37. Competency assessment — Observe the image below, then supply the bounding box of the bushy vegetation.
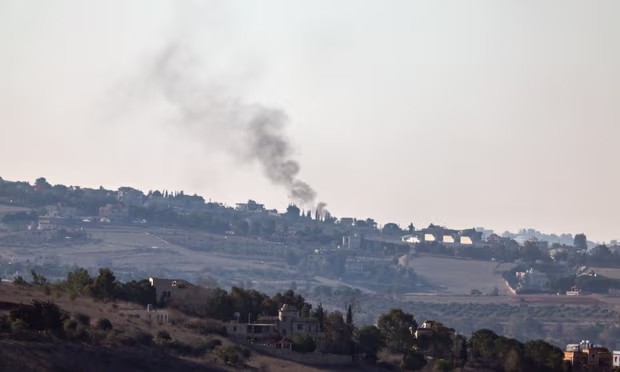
[19,268,156,307]
[470,329,567,371]
[9,300,67,335]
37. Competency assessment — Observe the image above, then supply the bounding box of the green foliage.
[0,314,10,332]
[401,350,427,371]
[156,330,171,342]
[433,359,451,372]
[292,334,317,353]
[10,318,28,332]
[574,233,588,250]
[377,308,418,352]
[357,325,384,361]
[523,339,564,371]
[470,329,500,358]
[576,274,620,293]
[312,303,325,331]
[215,345,250,366]
[116,279,156,306]
[196,338,222,353]
[88,268,117,302]
[271,289,311,315]
[63,318,87,340]
[93,318,113,331]
[470,329,565,371]
[165,338,223,357]
[13,275,28,286]
[346,304,353,326]
[1,211,37,224]
[164,340,195,355]
[133,330,154,345]
[9,300,67,333]
[30,270,49,286]
[322,311,353,354]
[74,312,90,326]
[416,321,455,359]
[64,268,92,295]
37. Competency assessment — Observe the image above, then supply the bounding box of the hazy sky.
[1,1,619,242]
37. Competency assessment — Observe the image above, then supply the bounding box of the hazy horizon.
[1,1,619,242]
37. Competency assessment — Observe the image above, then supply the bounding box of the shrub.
[214,345,250,366]
[9,300,66,333]
[195,338,222,354]
[10,319,28,332]
[129,330,153,346]
[63,318,78,331]
[165,340,194,355]
[156,330,171,342]
[74,313,90,326]
[292,334,317,353]
[216,346,240,366]
[63,318,87,340]
[0,315,10,332]
[93,318,113,331]
[13,276,28,286]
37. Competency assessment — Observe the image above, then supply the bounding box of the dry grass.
[0,282,343,371]
[408,255,513,295]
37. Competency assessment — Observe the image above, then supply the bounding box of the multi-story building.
[564,342,613,372]
[225,304,323,343]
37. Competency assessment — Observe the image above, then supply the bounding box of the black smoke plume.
[146,44,318,206]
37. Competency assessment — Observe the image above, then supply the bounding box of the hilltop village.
[3,177,620,370]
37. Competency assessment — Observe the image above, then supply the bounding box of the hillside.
[0,282,329,372]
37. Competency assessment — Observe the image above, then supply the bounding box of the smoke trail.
[145,43,318,206]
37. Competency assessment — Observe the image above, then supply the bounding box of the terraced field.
[408,255,514,295]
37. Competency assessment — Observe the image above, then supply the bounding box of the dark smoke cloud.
[145,43,319,206]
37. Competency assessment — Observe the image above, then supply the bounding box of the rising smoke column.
[146,44,318,207]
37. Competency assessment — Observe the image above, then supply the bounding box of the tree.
[382,223,403,236]
[31,270,49,286]
[590,245,614,266]
[285,204,300,218]
[89,268,117,302]
[271,290,310,315]
[357,325,384,361]
[10,300,66,333]
[470,329,499,358]
[377,308,417,352]
[416,321,455,359]
[292,334,316,353]
[408,223,415,234]
[346,304,353,326]
[312,303,325,331]
[34,177,51,190]
[366,218,377,229]
[523,339,564,371]
[574,233,588,250]
[65,268,92,295]
[117,279,157,306]
[401,350,427,371]
[521,241,546,262]
[322,311,351,354]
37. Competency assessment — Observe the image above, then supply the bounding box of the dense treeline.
[4,267,571,370]
[14,268,156,306]
[469,329,568,371]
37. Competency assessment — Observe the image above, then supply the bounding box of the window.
[297,324,303,331]
[282,330,287,336]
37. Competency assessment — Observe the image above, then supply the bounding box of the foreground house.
[225,304,323,346]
